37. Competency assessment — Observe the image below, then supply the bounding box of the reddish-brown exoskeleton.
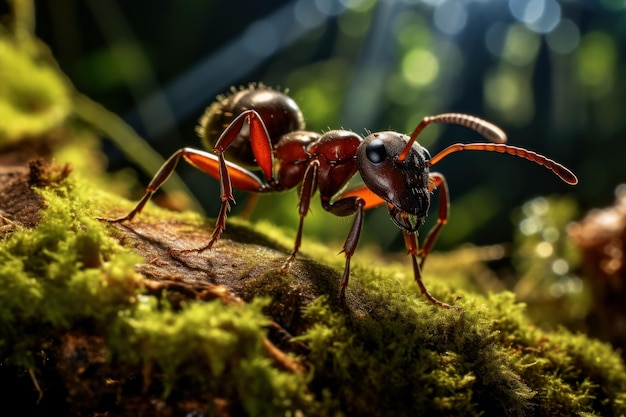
[101,84,578,310]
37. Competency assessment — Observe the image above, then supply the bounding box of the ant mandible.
[101,84,578,311]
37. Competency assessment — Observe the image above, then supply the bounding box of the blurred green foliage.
[0,34,71,144]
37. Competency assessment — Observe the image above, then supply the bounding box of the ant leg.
[100,111,271,227]
[99,146,267,252]
[321,196,367,312]
[213,110,276,184]
[179,149,233,254]
[418,172,449,269]
[176,110,276,254]
[404,231,460,310]
[329,186,387,311]
[281,161,319,270]
[178,150,268,254]
[338,198,366,313]
[99,149,187,223]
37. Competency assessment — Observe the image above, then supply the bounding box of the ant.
[100,84,578,311]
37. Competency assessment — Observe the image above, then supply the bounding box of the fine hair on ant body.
[100,83,578,311]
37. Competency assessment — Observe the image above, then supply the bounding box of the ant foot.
[435,299,462,311]
[280,254,295,273]
[96,215,131,223]
[339,293,350,316]
[449,295,463,312]
[169,242,214,257]
[170,248,192,257]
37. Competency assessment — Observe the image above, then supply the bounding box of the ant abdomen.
[197,84,305,168]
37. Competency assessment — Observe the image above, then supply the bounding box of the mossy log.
[1,157,626,417]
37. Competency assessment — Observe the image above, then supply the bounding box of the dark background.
[25,0,626,251]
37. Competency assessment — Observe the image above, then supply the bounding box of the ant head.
[358,131,432,231]
[198,84,304,168]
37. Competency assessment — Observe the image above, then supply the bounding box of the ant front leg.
[418,172,449,269]
[404,172,458,309]
[330,196,366,313]
[403,231,460,310]
[326,185,387,312]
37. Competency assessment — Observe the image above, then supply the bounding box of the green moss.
[296,288,626,417]
[224,202,626,416]
[0,174,323,415]
[109,297,313,415]
[0,179,139,366]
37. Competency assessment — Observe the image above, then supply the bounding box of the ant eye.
[422,147,431,161]
[365,139,387,164]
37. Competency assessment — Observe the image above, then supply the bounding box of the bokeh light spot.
[525,197,549,216]
[338,8,372,37]
[339,0,376,11]
[542,226,560,242]
[535,241,554,258]
[484,22,509,57]
[546,18,580,54]
[402,48,439,86]
[508,0,561,34]
[315,0,345,16]
[484,70,518,110]
[509,0,539,23]
[294,0,326,29]
[484,67,534,125]
[393,11,430,48]
[551,258,570,275]
[520,217,542,235]
[433,1,468,35]
[502,24,540,66]
[576,31,617,98]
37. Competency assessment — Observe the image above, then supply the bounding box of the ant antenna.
[397,113,507,162]
[428,142,578,185]
[397,113,577,185]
